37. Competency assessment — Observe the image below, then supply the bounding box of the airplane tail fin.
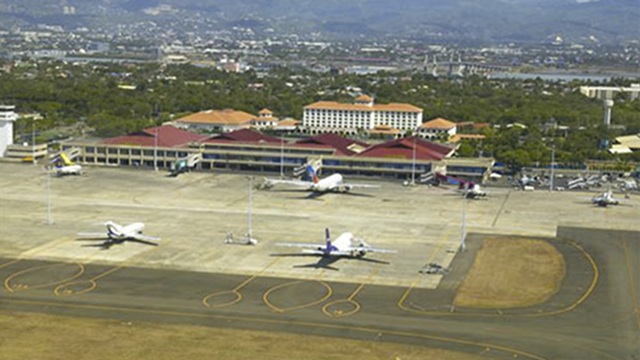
[307,165,319,184]
[324,228,332,255]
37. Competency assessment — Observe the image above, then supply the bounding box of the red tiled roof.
[355,94,373,103]
[420,117,457,130]
[357,136,453,161]
[175,109,255,125]
[449,134,486,143]
[203,128,282,144]
[295,133,370,156]
[277,118,300,127]
[304,101,421,113]
[102,125,207,147]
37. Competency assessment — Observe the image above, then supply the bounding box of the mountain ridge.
[0,0,637,44]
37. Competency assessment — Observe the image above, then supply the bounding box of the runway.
[1,227,638,359]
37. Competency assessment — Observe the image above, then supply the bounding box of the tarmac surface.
[0,163,639,359]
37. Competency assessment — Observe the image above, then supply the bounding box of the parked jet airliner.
[53,152,83,176]
[77,221,160,248]
[262,165,378,195]
[276,228,395,260]
[591,190,620,207]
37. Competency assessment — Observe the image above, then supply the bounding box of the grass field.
[0,311,485,360]
[453,237,566,308]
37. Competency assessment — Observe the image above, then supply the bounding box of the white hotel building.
[302,95,423,135]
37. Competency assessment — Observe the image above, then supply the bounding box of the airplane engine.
[342,185,353,192]
[351,249,366,258]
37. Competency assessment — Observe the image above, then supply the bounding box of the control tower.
[0,105,18,157]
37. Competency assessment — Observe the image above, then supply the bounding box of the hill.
[0,0,637,44]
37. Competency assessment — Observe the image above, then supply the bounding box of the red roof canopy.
[203,128,282,144]
[102,125,208,147]
[356,136,453,161]
[295,133,369,156]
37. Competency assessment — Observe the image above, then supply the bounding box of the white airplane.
[591,190,619,207]
[262,165,378,196]
[53,153,83,176]
[274,228,395,269]
[461,183,487,199]
[55,164,83,176]
[77,221,160,249]
[436,173,486,199]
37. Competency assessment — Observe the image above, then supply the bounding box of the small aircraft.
[436,172,486,199]
[168,154,201,177]
[261,165,378,196]
[52,152,83,176]
[460,183,487,199]
[591,190,619,207]
[77,221,160,249]
[274,228,395,270]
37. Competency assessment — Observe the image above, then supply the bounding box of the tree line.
[0,60,638,168]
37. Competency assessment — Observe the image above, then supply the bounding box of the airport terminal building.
[58,126,494,183]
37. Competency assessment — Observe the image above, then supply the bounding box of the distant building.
[456,121,490,133]
[302,95,423,135]
[250,109,278,129]
[0,105,18,157]
[173,109,257,132]
[221,61,241,73]
[449,134,486,144]
[609,134,640,154]
[417,118,457,140]
[274,118,301,132]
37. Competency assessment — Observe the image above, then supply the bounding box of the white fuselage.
[57,164,82,175]
[106,221,145,240]
[467,184,486,198]
[312,173,344,192]
[332,232,355,249]
[592,191,618,206]
[328,232,368,257]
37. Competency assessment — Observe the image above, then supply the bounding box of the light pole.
[247,176,252,238]
[243,176,257,245]
[31,118,36,165]
[411,136,416,185]
[280,136,284,178]
[550,144,555,192]
[46,165,52,225]
[460,183,468,252]
[154,126,158,171]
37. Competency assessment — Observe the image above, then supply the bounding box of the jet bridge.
[50,147,81,165]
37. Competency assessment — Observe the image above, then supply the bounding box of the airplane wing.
[265,178,314,188]
[349,244,396,254]
[131,234,161,242]
[128,238,159,246]
[77,232,107,239]
[301,249,327,255]
[337,182,380,189]
[275,242,323,249]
